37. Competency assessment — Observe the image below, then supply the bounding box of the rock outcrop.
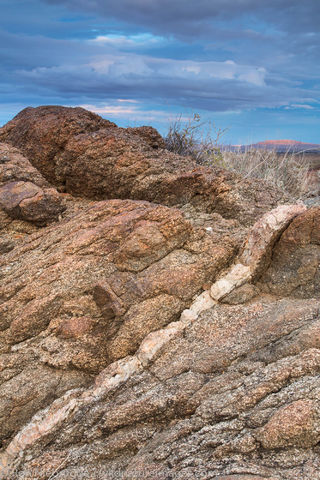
[0,106,285,226]
[0,106,319,480]
[2,295,320,479]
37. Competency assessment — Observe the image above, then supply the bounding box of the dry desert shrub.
[164,113,227,166]
[165,114,311,200]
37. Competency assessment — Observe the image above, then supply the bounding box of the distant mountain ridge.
[230,139,320,153]
[254,139,320,152]
[257,139,310,146]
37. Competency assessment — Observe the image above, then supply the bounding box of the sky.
[1,0,320,144]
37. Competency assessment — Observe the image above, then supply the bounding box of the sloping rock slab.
[0,198,234,448]
[1,297,320,479]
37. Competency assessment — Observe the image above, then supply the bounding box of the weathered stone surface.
[181,290,217,322]
[0,181,41,210]
[209,204,307,302]
[0,198,234,454]
[2,297,320,479]
[259,206,320,297]
[239,203,307,279]
[210,263,252,300]
[126,125,166,149]
[0,206,38,254]
[213,477,278,480]
[53,126,281,227]
[0,142,49,188]
[221,283,259,305]
[257,399,320,449]
[0,181,63,225]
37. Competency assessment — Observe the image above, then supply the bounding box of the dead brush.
[222,147,311,200]
[165,113,227,167]
[165,115,312,200]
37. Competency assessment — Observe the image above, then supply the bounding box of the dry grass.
[164,114,312,201]
[222,148,311,200]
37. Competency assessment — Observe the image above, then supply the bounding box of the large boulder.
[0,106,116,185]
[54,127,282,225]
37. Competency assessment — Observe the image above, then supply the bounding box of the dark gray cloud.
[0,30,99,71]
[39,0,320,80]
[43,0,320,36]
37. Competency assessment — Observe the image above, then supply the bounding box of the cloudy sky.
[1,0,320,143]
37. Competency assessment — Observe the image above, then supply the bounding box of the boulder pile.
[0,106,319,480]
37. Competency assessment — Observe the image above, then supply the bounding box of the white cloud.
[90,33,165,49]
[117,99,139,103]
[285,104,314,110]
[77,102,179,123]
[88,55,267,87]
[79,104,138,115]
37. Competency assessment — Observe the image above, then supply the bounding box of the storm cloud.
[43,0,320,34]
[1,0,319,142]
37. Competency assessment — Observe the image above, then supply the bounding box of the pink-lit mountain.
[234,139,320,153]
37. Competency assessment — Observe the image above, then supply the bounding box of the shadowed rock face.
[258,206,320,298]
[0,142,65,254]
[0,106,320,480]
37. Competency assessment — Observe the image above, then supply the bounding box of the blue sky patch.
[1,0,319,143]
